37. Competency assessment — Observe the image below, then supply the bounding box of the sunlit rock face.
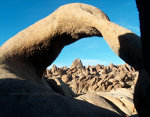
[46,58,138,94]
[0,2,141,117]
[45,58,138,116]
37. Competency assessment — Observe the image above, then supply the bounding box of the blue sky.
[0,0,140,67]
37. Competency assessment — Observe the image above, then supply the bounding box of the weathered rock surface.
[45,58,138,116]
[70,58,84,69]
[0,2,141,117]
[77,88,137,116]
[46,58,138,94]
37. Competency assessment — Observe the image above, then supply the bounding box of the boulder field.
[45,58,138,116]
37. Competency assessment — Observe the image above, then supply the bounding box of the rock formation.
[133,1,150,116]
[70,58,84,69]
[46,59,138,94]
[45,58,138,116]
[0,2,142,117]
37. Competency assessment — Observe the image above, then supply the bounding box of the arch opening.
[48,36,125,69]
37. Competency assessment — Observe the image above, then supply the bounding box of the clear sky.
[0,0,140,68]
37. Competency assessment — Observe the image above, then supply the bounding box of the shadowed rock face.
[133,0,150,117]
[0,3,142,117]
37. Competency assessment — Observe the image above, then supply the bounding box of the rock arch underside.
[0,1,149,117]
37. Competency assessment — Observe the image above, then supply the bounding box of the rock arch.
[0,3,142,116]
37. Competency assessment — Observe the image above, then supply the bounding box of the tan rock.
[0,2,142,116]
[96,88,137,116]
[70,58,84,69]
[51,64,59,73]
[76,93,120,114]
[95,64,103,72]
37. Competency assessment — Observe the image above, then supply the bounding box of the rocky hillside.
[45,58,138,95]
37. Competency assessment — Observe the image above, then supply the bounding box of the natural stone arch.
[0,3,142,117]
[0,3,141,78]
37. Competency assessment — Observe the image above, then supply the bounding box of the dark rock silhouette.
[130,0,150,116]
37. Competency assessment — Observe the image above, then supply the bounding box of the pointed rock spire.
[70,58,84,69]
[51,64,59,73]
